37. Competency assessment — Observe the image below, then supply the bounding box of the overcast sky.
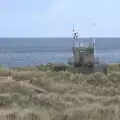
[0,0,120,37]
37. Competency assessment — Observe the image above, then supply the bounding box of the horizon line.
[1,36,120,38]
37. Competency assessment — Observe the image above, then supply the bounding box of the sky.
[0,0,120,37]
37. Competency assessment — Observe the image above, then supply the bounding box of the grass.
[0,64,120,119]
[0,64,5,70]
[108,64,120,72]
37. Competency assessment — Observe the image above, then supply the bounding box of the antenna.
[72,24,79,48]
[72,24,76,40]
[77,29,80,37]
[73,24,75,32]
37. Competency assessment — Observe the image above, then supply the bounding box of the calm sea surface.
[0,38,120,67]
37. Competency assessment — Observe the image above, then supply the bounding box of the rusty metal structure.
[72,26,95,67]
[52,26,108,74]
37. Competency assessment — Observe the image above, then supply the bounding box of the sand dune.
[0,66,120,119]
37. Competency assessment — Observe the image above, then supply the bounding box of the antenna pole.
[73,24,75,32]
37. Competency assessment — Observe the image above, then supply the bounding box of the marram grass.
[0,64,119,119]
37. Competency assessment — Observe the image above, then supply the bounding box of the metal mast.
[72,25,79,48]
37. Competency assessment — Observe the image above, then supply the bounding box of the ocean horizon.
[0,37,120,67]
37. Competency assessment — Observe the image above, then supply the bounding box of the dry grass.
[0,65,120,119]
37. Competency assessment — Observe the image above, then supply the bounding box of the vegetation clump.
[0,64,119,119]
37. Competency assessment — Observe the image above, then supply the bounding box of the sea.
[0,38,120,68]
